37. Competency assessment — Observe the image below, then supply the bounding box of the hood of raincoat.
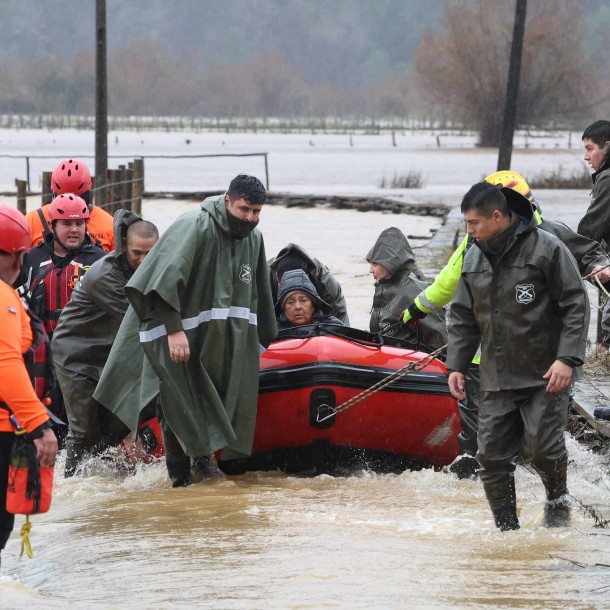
[113,208,145,267]
[94,194,278,460]
[366,227,415,278]
[275,269,333,317]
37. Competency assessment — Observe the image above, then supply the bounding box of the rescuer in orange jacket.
[25,159,115,253]
[0,206,58,566]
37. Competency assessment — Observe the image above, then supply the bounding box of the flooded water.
[1,130,609,609]
[2,436,609,609]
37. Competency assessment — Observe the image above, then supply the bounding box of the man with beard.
[94,175,277,486]
[22,194,107,337]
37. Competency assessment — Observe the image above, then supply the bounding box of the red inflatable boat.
[218,324,461,475]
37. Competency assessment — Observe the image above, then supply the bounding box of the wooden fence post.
[263,153,270,191]
[131,158,144,216]
[15,179,27,214]
[42,171,53,205]
[107,168,122,215]
[123,165,133,211]
[118,164,126,210]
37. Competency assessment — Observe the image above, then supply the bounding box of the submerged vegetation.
[379,170,424,189]
[529,166,592,189]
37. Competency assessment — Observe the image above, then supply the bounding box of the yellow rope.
[19,516,34,559]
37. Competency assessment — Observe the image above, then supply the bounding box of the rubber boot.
[542,496,570,528]
[449,455,479,479]
[532,457,570,527]
[166,458,191,487]
[484,474,520,531]
[192,455,222,478]
[0,530,11,567]
[593,407,610,421]
[64,439,93,478]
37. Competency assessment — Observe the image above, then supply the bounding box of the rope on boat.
[316,343,448,423]
[582,262,610,282]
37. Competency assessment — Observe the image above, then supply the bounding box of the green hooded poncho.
[94,195,277,459]
[367,227,447,351]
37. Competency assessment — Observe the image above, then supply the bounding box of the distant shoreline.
[1,190,450,219]
[143,190,450,218]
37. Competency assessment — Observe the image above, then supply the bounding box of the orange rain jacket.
[0,279,49,433]
[25,205,115,253]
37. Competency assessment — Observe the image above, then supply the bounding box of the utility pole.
[497,0,527,171]
[95,0,108,207]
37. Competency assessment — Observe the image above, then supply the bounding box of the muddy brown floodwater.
[1,201,609,609]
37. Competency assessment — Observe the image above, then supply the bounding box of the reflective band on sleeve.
[138,306,258,343]
[417,292,435,312]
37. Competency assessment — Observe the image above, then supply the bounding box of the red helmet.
[51,159,92,195]
[0,206,31,254]
[48,194,90,222]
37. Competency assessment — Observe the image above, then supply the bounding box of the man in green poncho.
[94,175,277,486]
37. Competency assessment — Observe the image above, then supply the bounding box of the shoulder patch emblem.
[239,264,252,284]
[515,283,535,304]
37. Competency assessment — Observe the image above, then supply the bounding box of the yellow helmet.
[485,170,541,214]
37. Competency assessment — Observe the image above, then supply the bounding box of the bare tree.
[413,0,600,146]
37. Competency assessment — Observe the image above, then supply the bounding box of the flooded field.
[1,129,609,609]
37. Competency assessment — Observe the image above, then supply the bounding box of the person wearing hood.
[578,120,610,345]
[93,175,278,487]
[51,210,159,476]
[446,182,589,531]
[366,227,447,351]
[269,244,349,325]
[275,269,343,329]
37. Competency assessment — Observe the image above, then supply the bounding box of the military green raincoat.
[94,196,277,458]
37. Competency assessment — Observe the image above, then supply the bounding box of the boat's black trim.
[260,361,452,396]
[274,322,443,356]
[217,439,433,475]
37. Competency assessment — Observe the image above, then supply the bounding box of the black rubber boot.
[192,455,222,478]
[491,506,521,531]
[64,440,93,478]
[542,496,571,528]
[0,530,11,567]
[449,455,479,479]
[532,456,568,501]
[166,458,191,488]
[532,457,570,527]
[593,407,610,421]
[484,474,520,531]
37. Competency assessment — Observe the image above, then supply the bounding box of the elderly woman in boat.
[275,269,343,329]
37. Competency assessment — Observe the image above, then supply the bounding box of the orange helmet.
[0,206,31,253]
[48,194,90,222]
[51,159,92,195]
